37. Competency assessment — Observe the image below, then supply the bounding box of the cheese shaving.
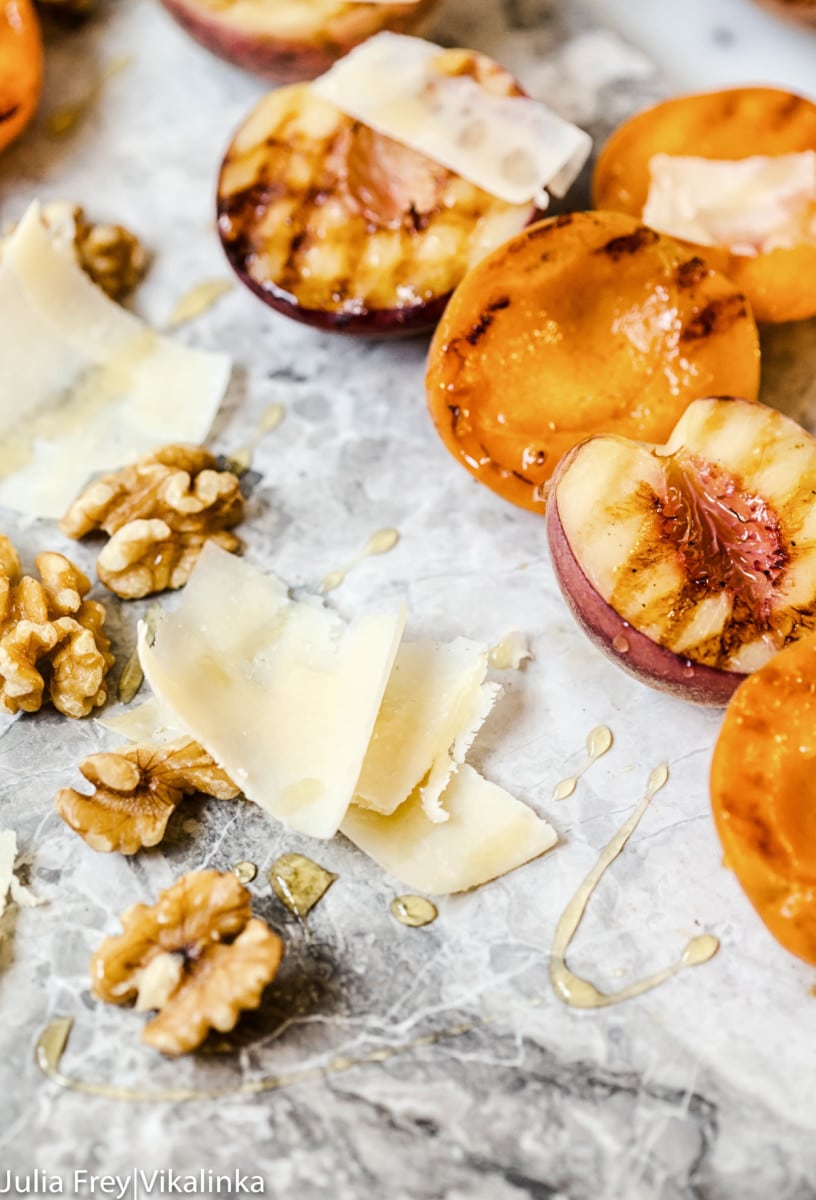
[0,204,231,518]
[643,151,816,257]
[311,33,591,207]
[0,830,42,940]
[342,765,557,895]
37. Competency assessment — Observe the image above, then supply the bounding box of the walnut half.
[91,870,284,1056]
[0,536,114,717]
[55,739,240,854]
[60,445,244,599]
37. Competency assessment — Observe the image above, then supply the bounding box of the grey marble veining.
[1,1,816,1197]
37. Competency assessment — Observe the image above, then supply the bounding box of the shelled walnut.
[0,536,113,717]
[60,445,244,599]
[91,870,284,1056]
[1,203,148,301]
[55,738,240,854]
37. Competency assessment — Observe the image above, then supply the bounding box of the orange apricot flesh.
[0,0,43,155]
[426,210,760,513]
[593,87,816,324]
[711,634,816,964]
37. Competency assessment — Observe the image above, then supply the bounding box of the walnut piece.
[91,870,284,1056]
[55,738,240,854]
[0,536,114,717]
[60,445,244,599]
[1,203,148,301]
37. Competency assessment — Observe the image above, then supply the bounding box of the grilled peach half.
[426,211,760,512]
[217,49,538,335]
[592,87,816,323]
[159,0,441,82]
[0,0,43,155]
[711,633,816,964]
[547,397,816,706]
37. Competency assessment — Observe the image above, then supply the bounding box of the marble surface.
[1,1,816,1198]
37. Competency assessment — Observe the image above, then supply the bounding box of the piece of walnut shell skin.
[0,536,114,717]
[55,738,240,854]
[60,445,244,599]
[91,870,284,1056]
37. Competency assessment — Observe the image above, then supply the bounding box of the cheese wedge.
[342,764,557,894]
[138,543,405,839]
[643,151,816,257]
[354,638,501,822]
[0,203,231,518]
[312,33,592,207]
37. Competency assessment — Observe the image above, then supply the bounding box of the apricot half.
[160,0,440,83]
[547,397,816,706]
[711,634,816,964]
[593,87,816,323]
[426,211,759,512]
[0,0,43,155]
[217,50,537,336]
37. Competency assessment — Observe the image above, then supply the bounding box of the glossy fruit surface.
[711,633,816,964]
[160,0,440,82]
[593,87,816,323]
[427,210,760,511]
[0,0,43,154]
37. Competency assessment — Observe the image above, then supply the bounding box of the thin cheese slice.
[138,543,405,839]
[354,638,501,822]
[312,33,592,207]
[0,204,231,518]
[643,151,816,257]
[0,830,41,938]
[342,764,557,895]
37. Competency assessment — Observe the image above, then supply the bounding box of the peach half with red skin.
[159,0,441,83]
[547,396,816,707]
[217,49,539,336]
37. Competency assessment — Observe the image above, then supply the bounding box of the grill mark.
[682,295,748,341]
[596,226,659,260]
[676,257,709,289]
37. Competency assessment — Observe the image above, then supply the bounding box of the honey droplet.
[232,861,257,885]
[680,933,719,966]
[167,279,233,329]
[488,630,532,670]
[268,853,337,919]
[612,634,630,654]
[390,895,438,927]
[365,528,400,556]
[552,776,577,802]
[35,1017,73,1075]
[587,725,613,760]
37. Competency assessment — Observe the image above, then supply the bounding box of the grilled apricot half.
[711,634,816,964]
[426,211,760,512]
[593,87,816,324]
[0,0,43,155]
[217,50,537,336]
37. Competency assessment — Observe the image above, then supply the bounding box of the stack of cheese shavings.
[105,543,556,895]
[0,202,231,520]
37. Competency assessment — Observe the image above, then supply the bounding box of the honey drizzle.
[166,280,233,330]
[550,763,719,1008]
[227,403,285,474]
[48,56,132,137]
[320,528,400,593]
[35,1013,490,1104]
[552,726,613,801]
